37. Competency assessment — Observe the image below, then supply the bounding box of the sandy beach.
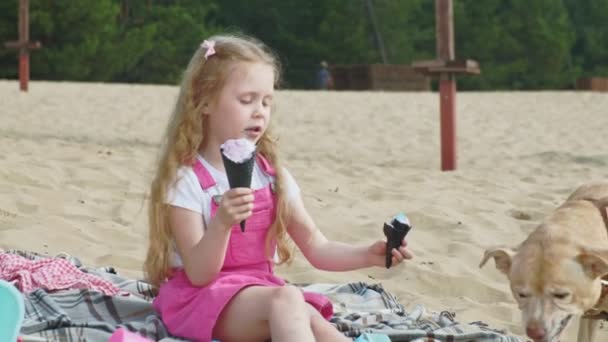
[1,80,607,340]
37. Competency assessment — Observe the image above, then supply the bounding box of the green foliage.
[372,0,436,64]
[209,0,375,87]
[0,0,215,84]
[455,0,578,89]
[564,0,608,77]
[3,1,155,81]
[0,0,606,89]
[115,1,218,83]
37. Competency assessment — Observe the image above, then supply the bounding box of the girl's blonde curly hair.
[144,34,292,287]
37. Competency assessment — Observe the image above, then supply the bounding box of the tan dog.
[480,182,608,342]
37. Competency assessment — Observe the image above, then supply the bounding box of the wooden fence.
[576,77,608,92]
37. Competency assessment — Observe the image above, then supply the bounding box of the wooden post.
[412,1,480,171]
[4,0,41,92]
[436,0,456,171]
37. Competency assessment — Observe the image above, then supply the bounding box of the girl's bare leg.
[307,304,352,342]
[268,286,315,341]
[213,285,315,342]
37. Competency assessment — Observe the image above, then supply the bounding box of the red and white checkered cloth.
[0,252,124,296]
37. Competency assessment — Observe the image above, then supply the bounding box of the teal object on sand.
[0,279,25,342]
[354,332,391,341]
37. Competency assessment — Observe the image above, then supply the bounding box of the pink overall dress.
[153,156,333,342]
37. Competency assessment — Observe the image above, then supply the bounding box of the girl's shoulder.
[174,162,200,185]
[165,163,208,213]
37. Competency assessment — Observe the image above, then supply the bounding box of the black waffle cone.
[383,219,411,269]
[221,149,256,231]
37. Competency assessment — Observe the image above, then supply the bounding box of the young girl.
[144,34,412,342]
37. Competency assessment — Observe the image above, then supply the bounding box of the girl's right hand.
[215,188,254,230]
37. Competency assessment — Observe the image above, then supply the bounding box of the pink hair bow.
[201,40,216,59]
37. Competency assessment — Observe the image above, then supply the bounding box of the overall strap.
[256,154,276,177]
[192,159,216,190]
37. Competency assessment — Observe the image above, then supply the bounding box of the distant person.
[316,60,334,89]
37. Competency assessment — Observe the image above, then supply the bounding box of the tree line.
[0,0,606,90]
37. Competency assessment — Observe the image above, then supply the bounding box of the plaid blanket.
[299,283,524,341]
[7,250,179,342]
[9,250,523,342]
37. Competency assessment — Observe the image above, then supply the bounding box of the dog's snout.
[526,323,547,341]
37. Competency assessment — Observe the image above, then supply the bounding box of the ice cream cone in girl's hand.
[220,138,256,232]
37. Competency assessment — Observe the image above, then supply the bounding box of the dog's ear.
[577,248,608,279]
[479,246,516,275]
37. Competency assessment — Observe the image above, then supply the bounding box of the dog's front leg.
[577,317,599,342]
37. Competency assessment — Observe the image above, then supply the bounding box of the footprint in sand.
[16,202,38,214]
[0,208,18,225]
[509,209,532,221]
[508,209,545,222]
[520,176,536,184]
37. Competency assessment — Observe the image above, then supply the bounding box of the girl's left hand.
[367,238,413,268]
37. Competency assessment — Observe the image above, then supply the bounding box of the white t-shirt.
[166,154,300,267]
